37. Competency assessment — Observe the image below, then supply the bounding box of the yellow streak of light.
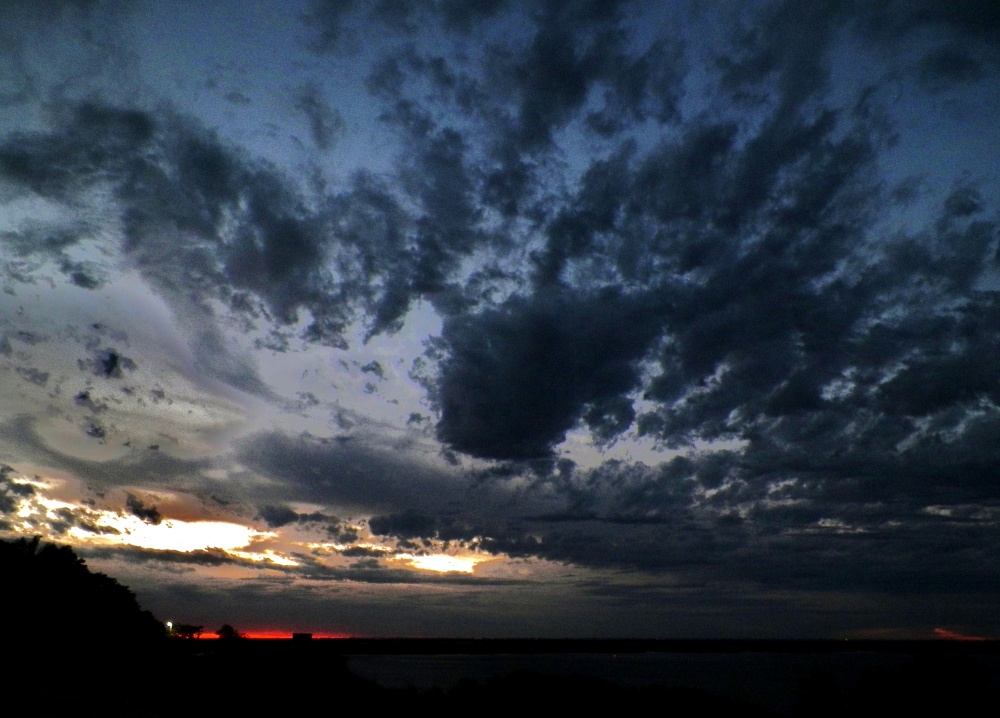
[227,549,299,566]
[394,553,484,573]
[65,514,273,552]
[27,492,284,555]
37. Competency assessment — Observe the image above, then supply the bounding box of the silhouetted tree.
[173,623,204,639]
[216,623,245,640]
[0,535,166,657]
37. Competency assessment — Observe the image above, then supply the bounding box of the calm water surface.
[346,651,924,713]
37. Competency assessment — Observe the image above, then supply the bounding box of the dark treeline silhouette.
[172,623,204,639]
[215,623,245,639]
[2,536,165,655]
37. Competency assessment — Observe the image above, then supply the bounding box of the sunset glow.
[933,628,987,642]
[64,513,275,553]
[394,553,485,574]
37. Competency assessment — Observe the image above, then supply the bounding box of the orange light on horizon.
[933,627,987,641]
[184,630,354,639]
[244,631,353,639]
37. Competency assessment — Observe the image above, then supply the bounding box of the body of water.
[346,650,954,714]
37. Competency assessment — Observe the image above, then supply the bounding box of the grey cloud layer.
[350,0,999,598]
[2,0,999,609]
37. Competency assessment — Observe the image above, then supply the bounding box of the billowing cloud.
[433,288,665,458]
[1,0,998,639]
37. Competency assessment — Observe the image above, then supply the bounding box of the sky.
[1,0,998,640]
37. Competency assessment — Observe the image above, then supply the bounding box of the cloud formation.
[1,0,998,638]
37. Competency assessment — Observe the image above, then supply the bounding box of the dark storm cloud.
[420,0,999,486]
[339,545,387,558]
[860,0,1000,47]
[339,103,493,333]
[235,430,465,512]
[854,0,1000,91]
[258,504,298,528]
[59,259,104,289]
[303,0,509,54]
[0,464,35,515]
[369,453,1000,597]
[83,348,136,379]
[0,105,338,359]
[83,419,106,440]
[1,2,680,387]
[257,504,358,541]
[359,360,384,379]
[432,287,666,459]
[360,1,684,222]
[2,2,995,468]
[125,493,162,525]
[0,97,502,353]
[316,1,942,467]
[368,456,737,572]
[74,390,106,413]
[86,544,257,569]
[917,45,986,88]
[506,2,682,147]
[718,0,849,110]
[0,219,105,291]
[293,82,345,152]
[425,109,887,459]
[369,509,437,539]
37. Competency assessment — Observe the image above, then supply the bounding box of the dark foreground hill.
[1,536,165,655]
